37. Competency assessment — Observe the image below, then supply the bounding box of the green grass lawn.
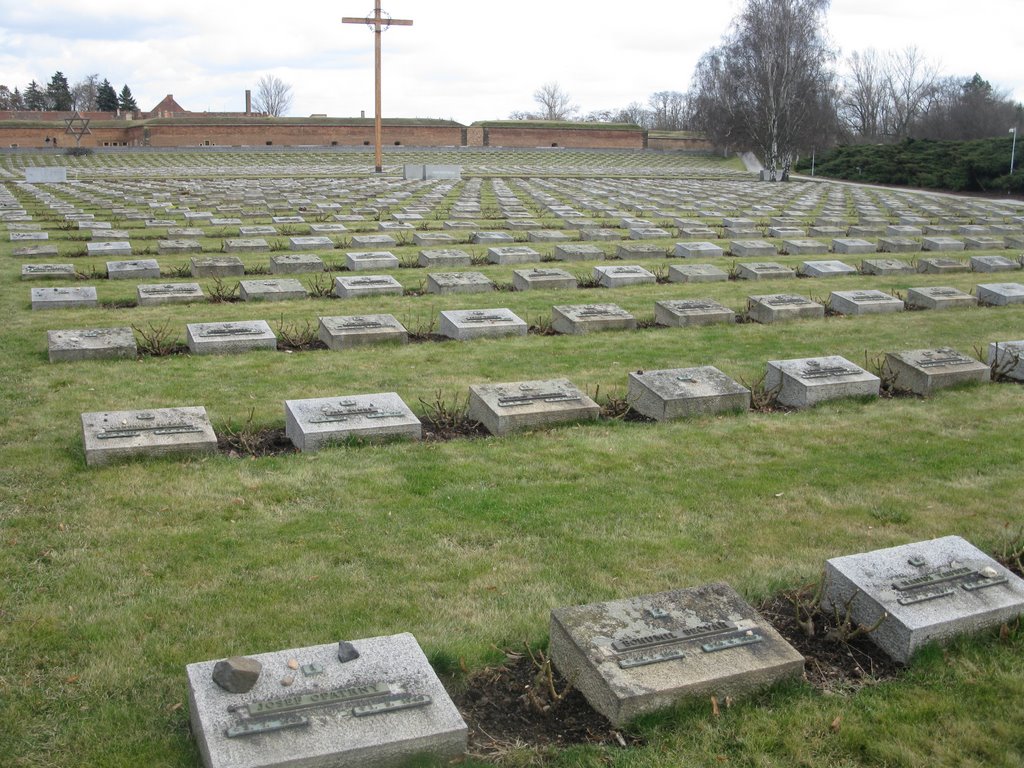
[1,149,1023,767]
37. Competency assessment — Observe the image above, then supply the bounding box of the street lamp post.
[1011,127,1018,174]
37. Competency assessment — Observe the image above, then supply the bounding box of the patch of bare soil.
[758,589,902,693]
[451,649,643,760]
[217,428,296,458]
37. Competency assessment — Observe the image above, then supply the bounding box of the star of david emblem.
[63,112,92,145]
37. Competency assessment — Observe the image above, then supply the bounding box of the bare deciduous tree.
[883,46,938,139]
[252,74,293,117]
[647,91,688,130]
[71,74,101,112]
[840,50,887,140]
[533,82,577,121]
[688,0,839,178]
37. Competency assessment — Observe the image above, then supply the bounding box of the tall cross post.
[343,1,413,173]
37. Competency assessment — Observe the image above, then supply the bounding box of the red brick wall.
[647,135,715,152]
[467,126,645,149]
[142,123,463,148]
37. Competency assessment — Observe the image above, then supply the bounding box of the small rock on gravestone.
[337,641,359,663]
[212,657,262,693]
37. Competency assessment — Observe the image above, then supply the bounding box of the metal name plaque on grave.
[96,413,203,440]
[336,318,386,330]
[612,620,736,652]
[140,285,196,295]
[462,312,509,324]
[611,267,643,274]
[799,361,857,379]
[927,289,961,297]
[350,278,395,286]
[578,305,628,317]
[852,291,889,301]
[242,682,391,717]
[496,387,583,408]
[671,301,716,311]
[893,565,1009,606]
[917,351,974,368]
[199,325,264,337]
[765,295,811,306]
[225,714,310,738]
[310,400,404,423]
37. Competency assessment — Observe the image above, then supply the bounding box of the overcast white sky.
[1,0,1021,125]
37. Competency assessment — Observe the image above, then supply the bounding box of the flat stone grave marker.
[678,226,719,239]
[90,229,131,241]
[224,238,269,254]
[379,222,414,232]
[137,282,205,306]
[289,236,334,251]
[187,633,467,768]
[470,231,514,245]
[807,226,846,238]
[192,257,245,278]
[731,240,778,258]
[668,264,728,283]
[272,215,305,224]
[438,308,527,340]
[736,262,795,281]
[418,249,471,268]
[823,536,1024,665]
[594,264,656,288]
[553,244,604,261]
[158,239,203,255]
[487,246,539,265]
[87,241,133,258]
[270,254,324,274]
[988,340,1024,381]
[616,243,665,260]
[527,230,571,243]
[345,251,399,271]
[830,238,876,255]
[468,378,599,436]
[746,294,825,324]
[783,239,828,256]
[549,583,804,727]
[106,259,160,280]
[168,227,205,238]
[921,238,966,254]
[628,366,750,420]
[10,231,48,241]
[877,237,921,253]
[413,232,456,247]
[22,263,75,280]
[284,393,420,450]
[768,227,806,238]
[828,290,904,316]
[580,228,624,242]
[976,282,1024,306]
[333,275,403,299]
[654,298,735,328]
[905,286,977,310]
[861,258,914,275]
[310,224,349,234]
[318,315,408,349]
[628,227,671,240]
[958,224,991,235]
[765,356,879,408]
[426,272,494,295]
[48,327,137,362]
[350,234,398,249]
[917,256,968,273]
[186,321,276,355]
[798,260,857,278]
[887,225,923,237]
[31,286,98,310]
[82,406,217,467]
[673,242,723,259]
[551,303,636,334]
[239,279,308,302]
[883,347,989,395]
[970,255,1019,273]
[443,221,478,230]
[239,226,277,236]
[512,268,576,291]
[14,245,59,258]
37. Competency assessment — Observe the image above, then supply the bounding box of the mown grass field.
[1,148,1022,767]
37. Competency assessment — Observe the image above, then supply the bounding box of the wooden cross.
[343,2,413,173]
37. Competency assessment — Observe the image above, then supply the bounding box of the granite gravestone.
[48,327,137,362]
[333,276,404,299]
[549,583,804,726]
[746,294,825,324]
[270,254,324,274]
[318,315,408,349]
[425,272,494,295]
[81,406,217,466]
[511,268,577,291]
[975,283,1024,306]
[883,348,989,395]
[553,244,605,261]
[861,258,914,276]
[823,536,1024,664]
[137,283,205,306]
[551,304,637,334]
[627,367,750,421]
[30,286,98,310]
[187,633,467,768]
[192,257,245,278]
[186,321,277,355]
[905,286,977,311]
[21,264,75,280]
[988,340,1024,381]
[593,265,656,288]
[239,279,308,302]
[468,379,599,436]
[438,309,527,341]
[735,262,795,281]
[673,242,724,259]
[765,356,880,409]
[668,264,729,283]
[486,246,540,265]
[417,249,471,268]
[284,393,421,450]
[654,299,735,328]
[828,290,904,316]
[797,260,857,278]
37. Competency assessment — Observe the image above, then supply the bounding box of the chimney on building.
[245,90,252,116]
